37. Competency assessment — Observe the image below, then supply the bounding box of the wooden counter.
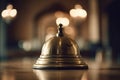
[0,58,120,80]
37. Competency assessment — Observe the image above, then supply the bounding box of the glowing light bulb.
[56,17,69,27]
[1,10,8,18]
[1,4,17,21]
[70,9,78,17]
[69,4,87,19]
[76,9,87,18]
[10,9,17,17]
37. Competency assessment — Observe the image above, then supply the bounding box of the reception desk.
[0,58,120,80]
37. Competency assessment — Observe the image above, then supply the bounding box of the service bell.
[33,24,88,69]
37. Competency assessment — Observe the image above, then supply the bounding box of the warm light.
[77,9,87,18]
[64,26,76,39]
[10,9,17,17]
[22,41,32,51]
[70,4,87,19]
[1,10,8,18]
[75,4,82,9]
[6,4,13,9]
[54,11,64,18]
[64,27,75,35]
[70,9,78,17]
[56,17,69,27]
[1,4,17,20]
[70,8,87,18]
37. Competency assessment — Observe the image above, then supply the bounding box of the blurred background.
[0,0,120,63]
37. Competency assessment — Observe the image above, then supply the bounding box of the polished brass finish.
[33,24,88,69]
[33,70,86,80]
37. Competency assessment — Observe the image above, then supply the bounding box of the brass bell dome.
[33,24,88,69]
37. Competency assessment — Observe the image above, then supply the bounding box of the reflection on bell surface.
[33,24,88,69]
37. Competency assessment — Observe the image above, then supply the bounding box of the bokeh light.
[1,4,17,19]
[70,4,87,18]
[70,8,87,18]
[56,17,69,27]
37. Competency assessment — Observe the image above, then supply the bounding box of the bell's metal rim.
[33,64,88,70]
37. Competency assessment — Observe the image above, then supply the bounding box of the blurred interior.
[0,0,120,63]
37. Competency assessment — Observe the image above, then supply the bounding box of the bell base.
[33,64,88,70]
